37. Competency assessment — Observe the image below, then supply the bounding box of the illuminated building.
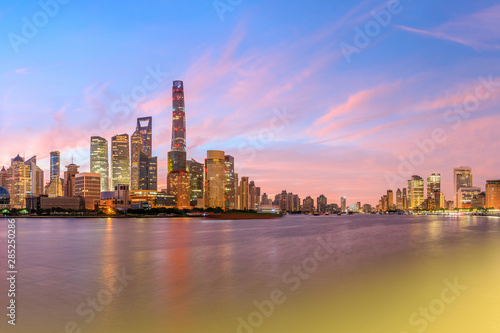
[129,189,158,209]
[0,166,7,188]
[427,173,441,199]
[249,181,258,210]
[0,186,10,209]
[224,155,236,210]
[453,167,472,207]
[407,175,424,209]
[387,190,394,211]
[303,196,314,213]
[317,194,327,214]
[111,134,130,189]
[47,151,62,197]
[90,136,109,192]
[75,172,101,210]
[131,117,156,191]
[396,188,403,210]
[234,172,239,208]
[486,180,500,209]
[204,150,225,208]
[50,151,60,182]
[6,155,44,207]
[341,196,347,213]
[402,187,408,210]
[239,177,249,210]
[63,162,79,197]
[187,159,204,206]
[457,187,481,209]
[432,192,445,210]
[167,81,190,208]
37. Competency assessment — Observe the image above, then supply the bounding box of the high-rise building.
[204,150,225,209]
[303,196,314,213]
[317,194,327,214]
[0,166,7,188]
[427,173,441,199]
[131,117,156,191]
[187,159,204,206]
[5,155,37,208]
[249,181,257,210]
[111,134,130,189]
[63,162,79,197]
[486,180,500,209]
[387,190,394,211]
[408,175,424,209]
[402,187,408,210]
[457,187,482,209]
[47,151,62,197]
[224,155,236,210]
[50,151,60,182]
[130,130,143,190]
[341,196,347,213]
[396,188,403,210]
[239,177,249,210]
[453,167,472,207]
[167,81,190,208]
[25,156,44,197]
[75,172,101,210]
[90,136,109,192]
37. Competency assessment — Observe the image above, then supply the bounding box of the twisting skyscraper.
[167,81,190,208]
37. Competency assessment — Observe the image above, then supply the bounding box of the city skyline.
[1,1,500,205]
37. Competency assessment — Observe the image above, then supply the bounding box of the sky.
[1,0,499,206]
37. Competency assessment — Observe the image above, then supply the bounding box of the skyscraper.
[5,155,41,208]
[167,81,190,208]
[317,194,327,214]
[131,117,156,191]
[47,151,62,197]
[408,175,424,209]
[486,180,500,209]
[387,190,394,211]
[224,155,236,210]
[341,196,347,213]
[303,196,314,213]
[111,134,130,189]
[396,188,403,210]
[204,150,225,209]
[239,177,249,210]
[63,162,79,197]
[187,159,204,206]
[50,151,60,182]
[427,173,441,199]
[453,167,472,207]
[90,136,109,192]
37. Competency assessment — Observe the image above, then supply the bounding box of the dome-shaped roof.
[12,154,24,163]
[0,187,9,199]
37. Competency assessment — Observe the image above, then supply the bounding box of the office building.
[457,187,482,209]
[454,167,473,207]
[111,134,130,189]
[341,196,347,213]
[239,177,249,210]
[486,180,500,209]
[224,155,236,210]
[303,196,314,213]
[63,162,79,197]
[204,150,225,208]
[427,173,441,199]
[90,136,109,192]
[407,175,424,209]
[387,190,394,211]
[75,172,101,210]
[187,159,204,206]
[317,194,327,214]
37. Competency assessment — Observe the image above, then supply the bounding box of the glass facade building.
[90,136,109,192]
[111,134,130,189]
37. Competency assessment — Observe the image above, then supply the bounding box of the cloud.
[15,68,31,74]
[395,3,500,51]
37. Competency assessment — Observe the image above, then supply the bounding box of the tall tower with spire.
[167,80,190,208]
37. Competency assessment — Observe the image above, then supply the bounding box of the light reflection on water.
[0,215,499,332]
